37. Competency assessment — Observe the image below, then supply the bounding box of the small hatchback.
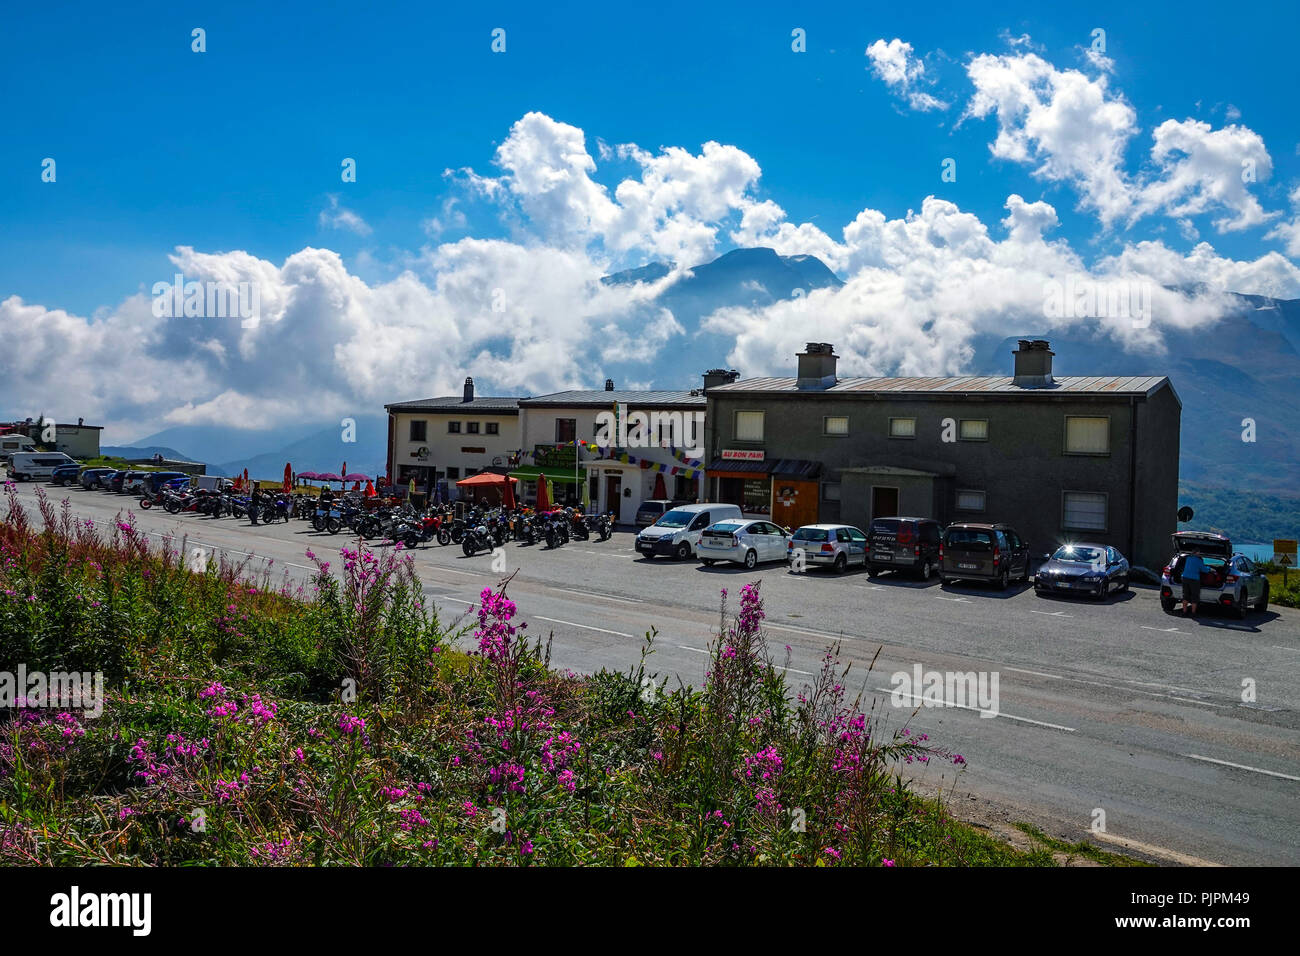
[786,524,868,573]
[940,523,1030,589]
[867,517,943,579]
[698,519,791,569]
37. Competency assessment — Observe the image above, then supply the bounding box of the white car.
[697,519,792,569]
[786,524,869,573]
[635,503,744,559]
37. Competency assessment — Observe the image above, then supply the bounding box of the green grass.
[1013,823,1152,866]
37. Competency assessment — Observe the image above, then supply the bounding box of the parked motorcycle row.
[134,482,615,558]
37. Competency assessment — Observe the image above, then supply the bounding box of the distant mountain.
[102,445,203,464]
[602,247,844,389]
[214,415,389,483]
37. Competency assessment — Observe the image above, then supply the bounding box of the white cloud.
[1265,185,1300,258]
[866,38,948,111]
[319,195,373,236]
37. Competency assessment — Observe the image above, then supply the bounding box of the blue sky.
[4,0,1297,314]
[3,0,1300,440]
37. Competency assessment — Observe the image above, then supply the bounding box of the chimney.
[604,378,615,391]
[702,368,740,391]
[1012,339,1054,388]
[463,377,475,403]
[796,343,838,390]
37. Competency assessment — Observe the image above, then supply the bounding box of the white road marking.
[1271,645,1300,654]
[765,622,835,639]
[430,567,488,577]
[1003,667,1065,680]
[535,616,634,638]
[1030,610,1072,617]
[677,645,709,654]
[1140,625,1182,633]
[434,597,476,606]
[553,587,643,604]
[934,596,969,602]
[880,688,1076,732]
[1182,754,1300,782]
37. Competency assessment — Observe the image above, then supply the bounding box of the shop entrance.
[871,486,899,521]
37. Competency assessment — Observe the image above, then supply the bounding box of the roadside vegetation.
[2,485,1118,866]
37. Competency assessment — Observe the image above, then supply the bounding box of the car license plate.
[958,562,978,570]
[875,550,894,559]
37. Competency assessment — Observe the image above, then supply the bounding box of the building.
[515,379,710,522]
[704,341,1181,569]
[384,379,522,499]
[1,418,102,459]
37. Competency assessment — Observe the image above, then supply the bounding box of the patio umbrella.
[243,468,250,491]
[298,471,320,480]
[283,463,292,493]
[653,472,667,500]
[316,473,342,482]
[535,472,550,511]
[343,472,369,482]
[341,462,348,485]
[364,480,377,498]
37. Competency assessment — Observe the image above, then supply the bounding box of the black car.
[49,463,83,486]
[866,517,943,579]
[1034,542,1129,599]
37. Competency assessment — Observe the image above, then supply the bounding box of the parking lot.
[6,478,1300,864]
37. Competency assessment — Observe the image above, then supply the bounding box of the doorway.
[604,474,622,518]
[871,486,899,521]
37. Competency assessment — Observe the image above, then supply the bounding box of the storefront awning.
[508,466,584,485]
[706,458,822,480]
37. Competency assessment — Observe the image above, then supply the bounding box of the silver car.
[1160,531,1269,619]
[698,519,791,569]
[786,524,868,573]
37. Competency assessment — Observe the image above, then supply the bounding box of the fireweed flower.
[338,714,366,735]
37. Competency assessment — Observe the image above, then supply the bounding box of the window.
[959,419,988,441]
[486,422,499,436]
[555,418,577,443]
[889,417,916,438]
[823,416,849,436]
[847,528,867,543]
[836,528,851,543]
[409,420,427,443]
[1063,491,1107,531]
[956,489,986,512]
[447,421,461,434]
[735,411,765,442]
[466,421,480,434]
[1065,416,1110,455]
[822,482,841,501]
[446,467,460,480]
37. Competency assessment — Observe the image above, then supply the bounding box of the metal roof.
[385,396,522,413]
[521,389,706,407]
[706,457,823,478]
[708,375,1170,396]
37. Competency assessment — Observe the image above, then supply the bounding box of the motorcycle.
[542,511,569,550]
[138,489,166,510]
[461,522,494,557]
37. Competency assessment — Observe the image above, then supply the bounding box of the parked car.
[105,471,127,493]
[634,499,689,528]
[49,462,84,485]
[79,467,116,490]
[697,519,791,569]
[6,451,76,481]
[1035,543,1129,599]
[118,471,154,493]
[636,503,743,559]
[1159,532,1269,618]
[939,523,1030,589]
[866,517,943,579]
[140,471,190,493]
[786,524,868,573]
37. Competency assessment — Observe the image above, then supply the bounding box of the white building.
[516,382,708,524]
[384,378,521,501]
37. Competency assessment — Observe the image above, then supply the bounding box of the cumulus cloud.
[319,195,373,236]
[866,38,948,111]
[1265,185,1300,258]
[4,102,1298,441]
[963,48,1278,235]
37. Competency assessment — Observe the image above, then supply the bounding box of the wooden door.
[772,479,819,530]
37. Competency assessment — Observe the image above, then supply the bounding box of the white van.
[635,502,743,559]
[7,451,76,481]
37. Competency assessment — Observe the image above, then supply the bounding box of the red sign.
[721,449,764,461]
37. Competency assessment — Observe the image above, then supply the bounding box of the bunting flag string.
[571,438,701,479]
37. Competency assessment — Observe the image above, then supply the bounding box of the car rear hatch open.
[1172,532,1232,557]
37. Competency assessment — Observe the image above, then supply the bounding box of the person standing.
[1180,551,1205,616]
[249,483,261,525]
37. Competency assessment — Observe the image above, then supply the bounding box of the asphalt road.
[7,481,1300,865]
